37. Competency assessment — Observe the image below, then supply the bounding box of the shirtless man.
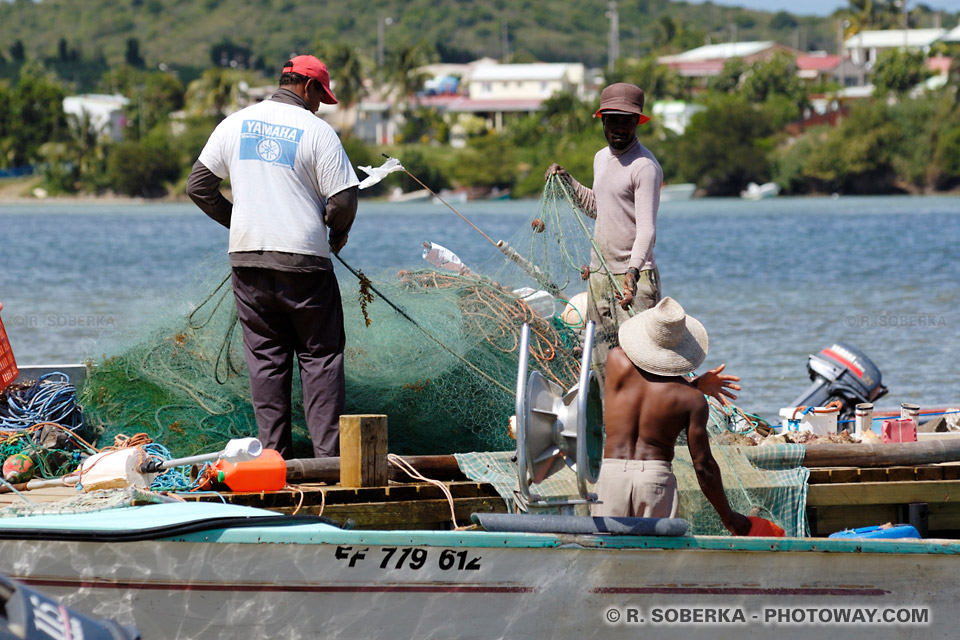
[591,296,752,536]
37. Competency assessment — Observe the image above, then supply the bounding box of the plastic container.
[214,448,286,492]
[79,448,154,492]
[0,315,18,394]
[828,524,921,540]
[881,418,917,443]
[778,405,839,436]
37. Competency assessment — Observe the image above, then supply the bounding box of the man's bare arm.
[692,363,741,403]
[686,400,751,535]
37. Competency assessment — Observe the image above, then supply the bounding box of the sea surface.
[2,194,959,424]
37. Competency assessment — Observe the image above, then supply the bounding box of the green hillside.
[0,0,853,87]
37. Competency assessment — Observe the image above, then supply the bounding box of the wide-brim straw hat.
[618,297,708,376]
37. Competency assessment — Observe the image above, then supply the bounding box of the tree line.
[1,14,959,199]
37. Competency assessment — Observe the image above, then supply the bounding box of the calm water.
[1,195,958,423]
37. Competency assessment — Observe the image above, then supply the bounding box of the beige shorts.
[590,458,679,519]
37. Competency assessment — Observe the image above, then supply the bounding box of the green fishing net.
[77,176,808,535]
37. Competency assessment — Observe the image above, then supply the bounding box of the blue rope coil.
[142,442,206,491]
[0,372,84,431]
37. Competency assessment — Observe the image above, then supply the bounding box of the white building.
[658,41,798,78]
[651,101,705,136]
[62,94,130,141]
[843,29,946,68]
[466,63,586,100]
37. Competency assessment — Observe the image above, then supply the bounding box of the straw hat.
[618,297,708,376]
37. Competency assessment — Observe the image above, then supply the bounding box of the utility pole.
[501,19,510,62]
[606,1,619,74]
[377,16,393,68]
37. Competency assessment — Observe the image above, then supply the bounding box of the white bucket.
[779,405,839,436]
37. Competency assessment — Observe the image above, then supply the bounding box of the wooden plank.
[339,415,388,488]
[859,468,888,483]
[0,486,77,507]
[274,496,507,529]
[887,467,917,482]
[927,503,960,531]
[807,480,960,507]
[943,465,960,480]
[811,504,899,536]
[916,466,945,481]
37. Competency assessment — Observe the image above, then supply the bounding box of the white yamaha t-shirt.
[199,100,359,259]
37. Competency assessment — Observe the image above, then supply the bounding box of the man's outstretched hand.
[693,363,741,403]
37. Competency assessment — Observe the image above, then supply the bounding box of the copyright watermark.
[603,605,929,626]
[843,314,946,329]
[6,314,117,329]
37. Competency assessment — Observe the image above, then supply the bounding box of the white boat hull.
[2,527,955,639]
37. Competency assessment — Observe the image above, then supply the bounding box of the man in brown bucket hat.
[545,83,662,385]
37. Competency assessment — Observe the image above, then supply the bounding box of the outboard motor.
[788,342,888,420]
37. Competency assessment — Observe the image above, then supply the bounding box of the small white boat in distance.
[741,181,781,200]
[388,187,432,203]
[660,183,696,201]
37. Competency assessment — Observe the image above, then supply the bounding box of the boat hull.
[2,526,954,639]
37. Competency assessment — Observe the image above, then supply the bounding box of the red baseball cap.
[282,55,338,105]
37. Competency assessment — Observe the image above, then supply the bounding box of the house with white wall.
[62,94,130,141]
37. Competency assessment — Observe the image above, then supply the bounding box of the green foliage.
[0,62,67,168]
[769,11,799,30]
[872,49,931,97]
[801,101,901,193]
[741,52,808,110]
[672,94,779,196]
[317,43,368,109]
[611,56,686,101]
[107,129,180,197]
[390,148,448,193]
[933,124,960,189]
[447,134,518,190]
[709,58,747,94]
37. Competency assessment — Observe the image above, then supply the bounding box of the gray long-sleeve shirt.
[565,137,662,274]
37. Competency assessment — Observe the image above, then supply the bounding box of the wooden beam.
[339,414,388,488]
[285,455,466,484]
[269,496,507,529]
[807,480,960,507]
[800,439,960,468]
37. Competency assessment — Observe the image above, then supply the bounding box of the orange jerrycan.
[213,448,286,492]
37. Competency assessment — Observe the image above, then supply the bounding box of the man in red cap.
[187,55,359,459]
[546,83,662,385]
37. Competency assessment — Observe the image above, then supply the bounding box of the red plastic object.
[0,316,18,394]
[747,516,785,537]
[881,418,917,443]
[213,448,287,492]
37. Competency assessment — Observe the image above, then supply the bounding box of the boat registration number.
[334,546,481,571]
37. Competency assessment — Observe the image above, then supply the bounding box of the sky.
[683,0,960,17]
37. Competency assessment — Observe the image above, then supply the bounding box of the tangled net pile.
[75,175,808,535]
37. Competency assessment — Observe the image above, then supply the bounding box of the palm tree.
[384,43,431,115]
[318,43,369,110]
[184,68,245,118]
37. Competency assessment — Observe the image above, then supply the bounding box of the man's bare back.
[603,346,707,462]
[599,346,751,535]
